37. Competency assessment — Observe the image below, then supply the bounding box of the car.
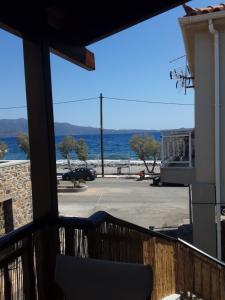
[62,168,97,181]
[151,175,188,187]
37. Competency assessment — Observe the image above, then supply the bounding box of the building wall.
[194,30,215,183]
[179,13,225,258]
[191,21,225,256]
[0,161,32,234]
[192,28,217,256]
[219,28,225,203]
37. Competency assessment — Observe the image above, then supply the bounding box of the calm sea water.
[1,132,161,160]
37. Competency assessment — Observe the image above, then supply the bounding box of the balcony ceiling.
[0,1,188,47]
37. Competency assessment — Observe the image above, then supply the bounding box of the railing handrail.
[59,211,177,242]
[0,210,177,252]
[56,212,225,268]
[0,211,224,269]
[178,238,225,268]
[0,215,56,251]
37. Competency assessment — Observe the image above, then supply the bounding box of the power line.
[0,95,194,110]
[0,105,26,110]
[104,96,194,106]
[0,97,99,110]
[169,55,186,63]
[54,97,98,105]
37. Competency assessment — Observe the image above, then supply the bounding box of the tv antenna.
[169,55,194,95]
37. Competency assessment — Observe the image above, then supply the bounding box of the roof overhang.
[179,10,225,77]
[0,1,189,69]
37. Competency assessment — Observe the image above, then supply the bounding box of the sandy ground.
[58,177,189,229]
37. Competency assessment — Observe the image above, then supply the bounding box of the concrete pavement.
[58,177,189,228]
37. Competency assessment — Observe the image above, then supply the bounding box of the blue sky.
[0,1,219,130]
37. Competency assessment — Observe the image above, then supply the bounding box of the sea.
[1,132,161,161]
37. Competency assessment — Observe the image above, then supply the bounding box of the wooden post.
[100,93,104,177]
[23,38,59,300]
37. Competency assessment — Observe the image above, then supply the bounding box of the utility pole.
[100,93,104,177]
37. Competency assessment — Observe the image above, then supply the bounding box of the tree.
[75,139,88,167]
[57,136,76,170]
[17,133,30,159]
[129,135,160,173]
[0,140,8,159]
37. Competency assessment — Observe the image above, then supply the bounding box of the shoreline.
[0,159,161,175]
[57,159,161,175]
[56,159,161,167]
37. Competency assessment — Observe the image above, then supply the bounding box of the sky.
[0,0,220,130]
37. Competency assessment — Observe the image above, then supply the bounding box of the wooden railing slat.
[21,237,37,300]
[65,228,75,256]
[220,268,225,300]
[4,266,11,300]
[211,268,220,300]
[201,262,211,300]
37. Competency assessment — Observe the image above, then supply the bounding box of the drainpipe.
[209,19,221,260]
[161,134,164,166]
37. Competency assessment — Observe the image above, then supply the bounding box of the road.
[58,177,189,229]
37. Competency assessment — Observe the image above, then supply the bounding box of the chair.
[55,254,153,300]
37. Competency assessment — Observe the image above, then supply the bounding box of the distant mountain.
[0,118,159,137]
[0,119,28,137]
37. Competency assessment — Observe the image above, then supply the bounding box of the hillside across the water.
[0,118,160,137]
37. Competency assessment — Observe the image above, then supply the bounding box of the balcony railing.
[0,211,224,300]
[161,129,194,168]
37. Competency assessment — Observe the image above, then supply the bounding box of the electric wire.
[169,55,186,63]
[0,97,99,110]
[103,96,194,106]
[54,97,98,105]
[0,95,194,110]
[0,105,27,110]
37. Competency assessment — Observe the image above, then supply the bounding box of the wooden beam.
[0,13,95,70]
[50,43,95,71]
[23,38,59,300]
[0,20,95,70]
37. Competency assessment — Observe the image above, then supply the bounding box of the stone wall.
[0,161,32,234]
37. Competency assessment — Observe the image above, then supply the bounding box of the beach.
[56,159,161,175]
